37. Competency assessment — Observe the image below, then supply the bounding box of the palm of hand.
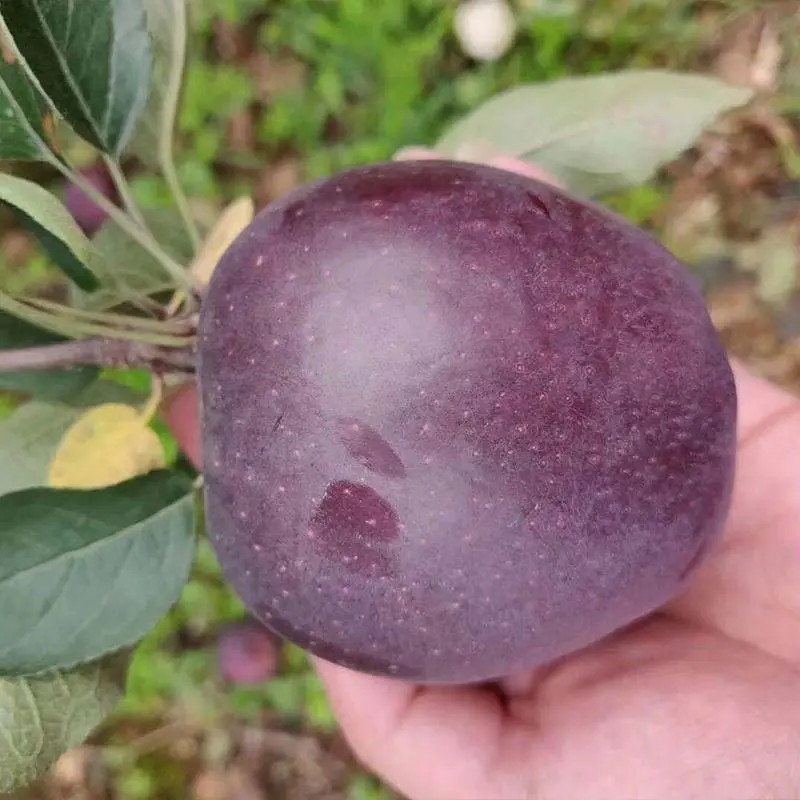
[315,364,800,800]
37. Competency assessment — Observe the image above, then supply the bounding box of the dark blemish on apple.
[308,481,399,578]
[272,412,285,432]
[526,191,552,220]
[337,418,407,479]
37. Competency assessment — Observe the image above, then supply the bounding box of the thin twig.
[0,339,197,375]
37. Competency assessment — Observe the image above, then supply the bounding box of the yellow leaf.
[191,196,255,287]
[48,404,166,490]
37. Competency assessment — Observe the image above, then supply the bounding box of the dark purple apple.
[217,618,280,686]
[65,162,120,237]
[198,159,737,684]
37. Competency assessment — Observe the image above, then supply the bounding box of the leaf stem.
[102,155,149,231]
[162,156,201,253]
[0,292,192,348]
[46,154,200,297]
[157,0,201,254]
[140,375,164,422]
[0,339,196,375]
[24,296,197,335]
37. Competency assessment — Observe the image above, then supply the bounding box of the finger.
[313,657,519,800]
[509,616,800,800]
[317,616,800,800]
[730,359,800,441]
[393,146,443,161]
[487,155,561,185]
[671,361,800,663]
[394,147,561,188]
[162,383,203,469]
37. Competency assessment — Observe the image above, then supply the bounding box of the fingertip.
[487,155,561,186]
[393,146,442,161]
[392,148,562,190]
[162,383,203,469]
[729,358,800,444]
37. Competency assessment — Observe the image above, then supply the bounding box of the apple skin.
[65,162,120,237]
[198,159,737,684]
[217,618,280,686]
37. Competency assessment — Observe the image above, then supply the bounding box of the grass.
[165,0,707,198]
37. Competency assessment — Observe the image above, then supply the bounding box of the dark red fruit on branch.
[198,159,737,684]
[65,162,120,237]
[217,618,280,686]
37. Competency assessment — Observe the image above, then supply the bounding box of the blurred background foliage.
[4,0,800,796]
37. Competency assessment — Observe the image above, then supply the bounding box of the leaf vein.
[27,0,101,141]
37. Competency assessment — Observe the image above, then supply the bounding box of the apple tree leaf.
[0,401,83,498]
[0,380,145,498]
[129,0,187,169]
[0,654,128,794]
[0,174,99,290]
[0,310,97,400]
[436,70,754,196]
[190,196,254,288]
[0,49,53,160]
[48,403,166,490]
[0,0,152,156]
[74,208,194,310]
[0,471,197,676]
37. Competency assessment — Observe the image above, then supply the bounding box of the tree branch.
[0,339,197,375]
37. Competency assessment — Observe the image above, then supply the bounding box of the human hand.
[165,156,800,800]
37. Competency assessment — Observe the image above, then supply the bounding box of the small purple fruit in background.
[217,618,280,686]
[65,162,120,237]
[199,159,738,685]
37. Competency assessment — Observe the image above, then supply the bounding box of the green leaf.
[0,471,197,676]
[0,654,127,794]
[0,0,153,156]
[129,0,187,169]
[0,54,51,160]
[0,380,145,498]
[304,672,337,732]
[0,310,97,400]
[0,401,81,498]
[349,773,394,800]
[436,70,754,196]
[754,226,799,306]
[0,174,99,290]
[76,208,194,310]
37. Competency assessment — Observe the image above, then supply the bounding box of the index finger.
[670,360,800,663]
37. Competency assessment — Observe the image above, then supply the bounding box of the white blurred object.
[454,0,518,62]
